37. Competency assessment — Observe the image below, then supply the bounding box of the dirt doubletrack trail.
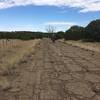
[0,39,100,100]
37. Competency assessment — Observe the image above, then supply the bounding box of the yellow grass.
[62,40,100,53]
[0,39,41,90]
[0,39,41,74]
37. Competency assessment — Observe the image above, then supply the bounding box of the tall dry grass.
[0,39,40,90]
[64,40,100,53]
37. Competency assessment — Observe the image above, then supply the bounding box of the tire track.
[0,39,100,100]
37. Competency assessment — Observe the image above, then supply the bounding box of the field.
[0,39,40,90]
[0,38,100,100]
[64,40,100,53]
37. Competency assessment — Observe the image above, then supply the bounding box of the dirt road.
[0,39,100,100]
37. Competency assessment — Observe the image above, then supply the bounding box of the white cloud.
[0,0,100,12]
[44,21,77,26]
[0,21,78,32]
[43,21,77,31]
[0,24,36,31]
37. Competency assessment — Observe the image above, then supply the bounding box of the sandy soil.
[0,38,100,100]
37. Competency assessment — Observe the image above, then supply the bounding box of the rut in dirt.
[0,38,100,100]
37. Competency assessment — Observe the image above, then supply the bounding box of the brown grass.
[0,39,40,90]
[62,40,100,53]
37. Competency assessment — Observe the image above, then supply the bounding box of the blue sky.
[0,0,100,32]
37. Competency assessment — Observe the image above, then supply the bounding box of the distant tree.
[85,19,100,41]
[64,25,85,40]
[46,25,56,33]
[45,25,57,40]
[55,31,65,40]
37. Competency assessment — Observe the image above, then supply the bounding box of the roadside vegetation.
[64,40,100,53]
[0,39,40,73]
[0,39,40,90]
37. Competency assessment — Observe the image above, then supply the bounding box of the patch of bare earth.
[0,39,100,100]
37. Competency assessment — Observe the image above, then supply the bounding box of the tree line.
[63,19,100,42]
[0,19,100,41]
[0,31,43,40]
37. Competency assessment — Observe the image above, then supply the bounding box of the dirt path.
[0,38,100,100]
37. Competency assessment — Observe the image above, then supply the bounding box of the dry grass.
[0,39,40,73]
[0,39,40,90]
[62,40,100,53]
